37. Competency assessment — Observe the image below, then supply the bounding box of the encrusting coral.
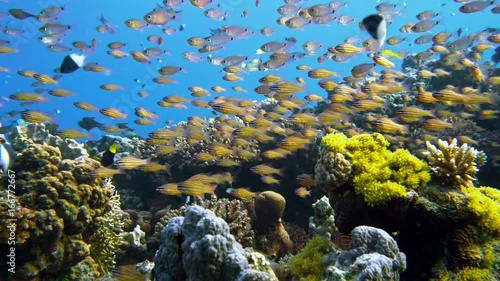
[0,144,124,280]
[425,138,487,188]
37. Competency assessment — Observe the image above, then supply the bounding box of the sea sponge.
[425,138,484,188]
[322,132,430,206]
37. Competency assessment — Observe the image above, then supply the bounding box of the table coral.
[153,206,278,281]
[0,144,123,280]
[425,138,486,188]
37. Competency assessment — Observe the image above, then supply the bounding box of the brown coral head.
[255,191,286,226]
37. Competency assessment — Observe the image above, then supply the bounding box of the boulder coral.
[0,144,123,280]
[153,206,277,281]
[153,197,254,247]
[323,226,407,280]
[253,191,293,258]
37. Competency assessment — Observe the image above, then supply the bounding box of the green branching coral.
[318,132,430,206]
[425,138,486,188]
[88,178,124,274]
[281,236,332,281]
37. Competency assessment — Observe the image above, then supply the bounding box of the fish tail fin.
[164,164,171,176]
[401,124,410,135]
[210,183,218,195]
[278,167,285,178]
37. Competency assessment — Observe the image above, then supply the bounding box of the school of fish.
[0,0,499,199]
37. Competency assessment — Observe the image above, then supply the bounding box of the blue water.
[0,0,498,138]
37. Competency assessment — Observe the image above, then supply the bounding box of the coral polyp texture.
[317,132,430,206]
[0,144,123,280]
[153,197,254,247]
[324,226,407,280]
[425,138,487,188]
[153,206,278,281]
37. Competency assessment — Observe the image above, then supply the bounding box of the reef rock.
[154,206,277,281]
[323,226,407,281]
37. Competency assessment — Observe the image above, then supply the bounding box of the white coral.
[425,139,481,188]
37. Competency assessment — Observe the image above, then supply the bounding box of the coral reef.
[253,191,293,258]
[7,123,89,159]
[308,196,337,239]
[153,197,254,247]
[425,138,486,188]
[84,134,153,160]
[153,117,261,171]
[88,178,125,274]
[0,144,123,279]
[323,226,407,280]
[153,206,277,281]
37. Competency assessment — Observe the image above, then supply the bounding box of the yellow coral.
[463,186,500,238]
[455,267,492,281]
[324,133,430,206]
[320,132,348,153]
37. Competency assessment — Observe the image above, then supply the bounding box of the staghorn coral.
[425,138,486,188]
[153,206,278,281]
[154,197,254,247]
[0,144,122,280]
